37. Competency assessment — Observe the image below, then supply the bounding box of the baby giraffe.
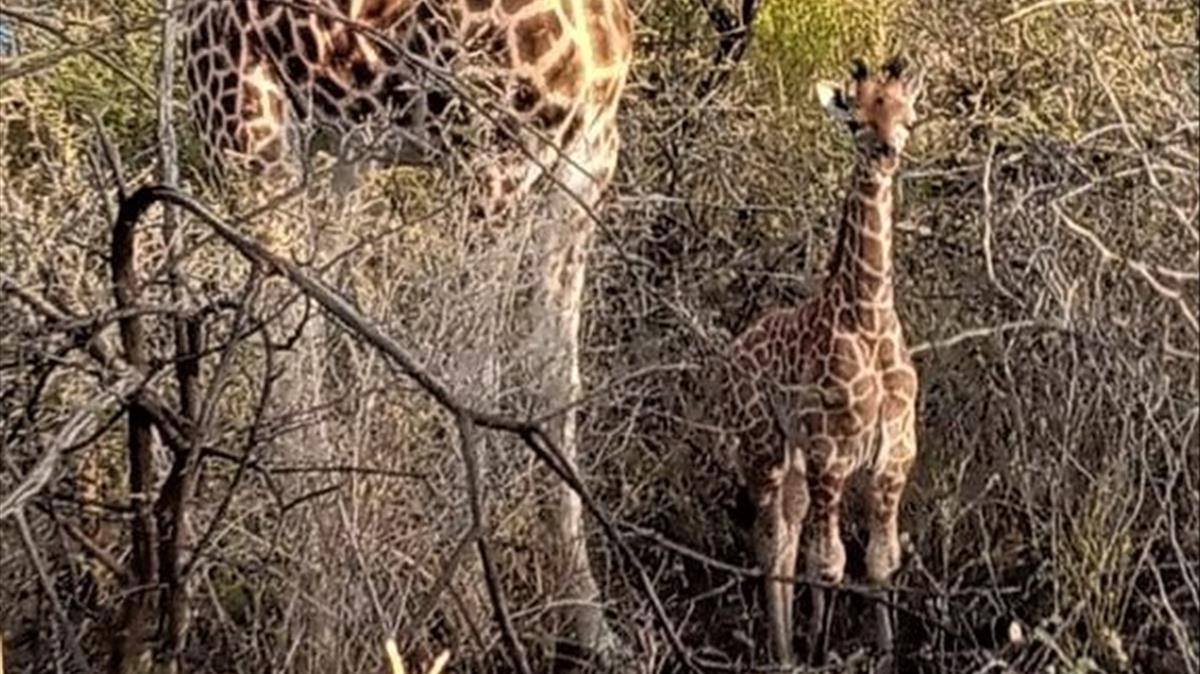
[718,57,923,665]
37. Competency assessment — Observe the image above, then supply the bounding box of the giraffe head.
[816,57,924,167]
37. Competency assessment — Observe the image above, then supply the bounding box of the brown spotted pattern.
[183,0,633,217]
[714,59,924,665]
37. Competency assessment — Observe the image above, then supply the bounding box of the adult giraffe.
[182,0,633,659]
[716,57,924,666]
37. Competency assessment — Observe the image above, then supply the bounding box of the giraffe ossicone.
[716,56,925,666]
[182,0,634,662]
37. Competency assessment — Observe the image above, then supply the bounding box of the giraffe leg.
[868,404,917,667]
[780,465,808,660]
[753,489,791,665]
[808,584,826,663]
[534,217,609,656]
[809,579,840,659]
[526,127,623,666]
[752,460,808,664]
[805,451,849,665]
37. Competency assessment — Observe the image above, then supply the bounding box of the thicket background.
[1,1,1197,673]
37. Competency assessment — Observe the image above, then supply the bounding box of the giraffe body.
[718,58,924,665]
[184,0,632,215]
[181,0,634,661]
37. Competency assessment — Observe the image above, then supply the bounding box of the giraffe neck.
[825,157,899,330]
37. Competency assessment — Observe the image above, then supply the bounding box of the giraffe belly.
[247,0,469,161]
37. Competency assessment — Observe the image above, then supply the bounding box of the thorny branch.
[104,182,705,672]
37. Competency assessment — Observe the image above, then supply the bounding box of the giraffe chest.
[794,332,889,450]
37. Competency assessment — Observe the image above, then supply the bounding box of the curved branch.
[110,183,703,673]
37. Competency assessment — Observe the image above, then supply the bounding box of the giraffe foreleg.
[869,399,917,665]
[526,126,623,664]
[532,218,610,655]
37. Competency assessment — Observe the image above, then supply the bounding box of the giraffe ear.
[904,67,926,103]
[816,81,851,120]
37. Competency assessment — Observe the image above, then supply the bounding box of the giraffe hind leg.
[752,457,808,665]
[753,490,795,665]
